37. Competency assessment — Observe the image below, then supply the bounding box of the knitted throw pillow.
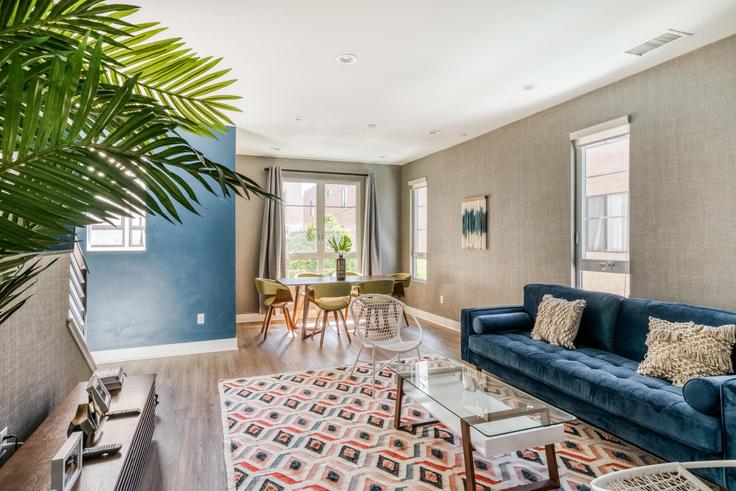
[531,294,586,350]
[637,317,736,386]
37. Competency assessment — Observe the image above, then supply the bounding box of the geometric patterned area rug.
[219,364,660,491]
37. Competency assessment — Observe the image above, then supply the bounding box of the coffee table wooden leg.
[545,443,560,489]
[460,419,476,491]
[393,375,404,430]
[502,443,559,491]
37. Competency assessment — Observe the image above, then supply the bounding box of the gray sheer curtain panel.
[258,166,286,284]
[361,173,382,274]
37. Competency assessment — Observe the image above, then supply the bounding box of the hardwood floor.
[112,318,460,491]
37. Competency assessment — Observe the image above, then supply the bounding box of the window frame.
[409,177,428,282]
[283,173,363,276]
[86,214,147,252]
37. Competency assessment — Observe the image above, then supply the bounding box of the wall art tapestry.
[461,195,487,250]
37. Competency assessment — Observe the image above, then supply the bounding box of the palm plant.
[0,0,271,323]
[327,234,352,256]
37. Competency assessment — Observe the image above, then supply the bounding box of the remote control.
[106,408,140,418]
[83,443,122,460]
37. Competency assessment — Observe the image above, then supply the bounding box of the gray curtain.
[258,166,286,284]
[361,173,382,274]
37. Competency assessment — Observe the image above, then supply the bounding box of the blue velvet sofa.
[461,284,736,489]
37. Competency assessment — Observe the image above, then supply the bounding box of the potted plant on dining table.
[327,234,352,281]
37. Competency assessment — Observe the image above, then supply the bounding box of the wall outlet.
[196,313,205,325]
[439,295,444,304]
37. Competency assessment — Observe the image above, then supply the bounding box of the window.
[572,117,629,296]
[410,177,427,281]
[87,215,146,251]
[283,176,361,277]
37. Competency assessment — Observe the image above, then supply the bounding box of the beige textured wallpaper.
[236,156,402,314]
[0,254,92,441]
[401,35,736,319]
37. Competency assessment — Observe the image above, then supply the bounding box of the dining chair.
[308,281,352,347]
[254,278,295,340]
[294,272,323,320]
[389,272,412,325]
[349,294,423,391]
[345,279,392,325]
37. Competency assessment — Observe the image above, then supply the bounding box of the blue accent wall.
[80,128,236,351]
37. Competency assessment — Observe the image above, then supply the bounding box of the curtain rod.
[263,168,369,177]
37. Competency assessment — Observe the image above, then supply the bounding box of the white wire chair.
[349,294,423,391]
[590,460,736,491]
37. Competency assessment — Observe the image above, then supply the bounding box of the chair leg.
[416,348,422,360]
[333,311,341,338]
[350,344,364,376]
[262,306,274,340]
[371,349,376,395]
[338,310,351,342]
[319,310,328,347]
[312,310,321,339]
[403,310,410,327]
[258,307,269,334]
[283,307,295,334]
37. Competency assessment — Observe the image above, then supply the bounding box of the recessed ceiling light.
[336,53,358,64]
[523,84,535,91]
[378,155,388,159]
[271,147,281,151]
[429,130,441,135]
[366,123,377,129]
[295,116,307,122]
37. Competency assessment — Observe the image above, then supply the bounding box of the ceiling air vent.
[625,29,692,56]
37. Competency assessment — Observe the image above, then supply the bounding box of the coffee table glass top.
[388,356,575,438]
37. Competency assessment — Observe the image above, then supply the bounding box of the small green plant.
[327,234,352,256]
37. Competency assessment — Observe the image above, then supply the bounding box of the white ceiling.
[131,1,736,165]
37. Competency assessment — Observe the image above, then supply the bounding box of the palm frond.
[0,0,241,135]
[1,40,268,255]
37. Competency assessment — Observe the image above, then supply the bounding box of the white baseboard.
[92,337,238,363]
[405,306,460,332]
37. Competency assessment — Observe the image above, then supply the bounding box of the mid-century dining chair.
[308,281,352,347]
[294,272,323,320]
[254,278,295,340]
[389,272,412,325]
[346,279,392,324]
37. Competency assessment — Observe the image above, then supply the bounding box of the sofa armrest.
[460,306,526,362]
[721,378,736,487]
[683,375,736,415]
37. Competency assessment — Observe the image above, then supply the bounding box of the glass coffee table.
[388,356,576,491]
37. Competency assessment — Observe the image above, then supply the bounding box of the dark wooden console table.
[0,374,156,491]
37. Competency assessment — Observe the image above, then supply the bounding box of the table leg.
[300,288,310,340]
[460,419,476,491]
[501,443,560,491]
[393,375,403,430]
[292,285,301,326]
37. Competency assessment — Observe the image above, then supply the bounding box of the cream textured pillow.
[531,294,586,350]
[637,317,736,386]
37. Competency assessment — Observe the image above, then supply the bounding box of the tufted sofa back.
[522,284,736,363]
[523,284,623,352]
[613,297,736,363]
